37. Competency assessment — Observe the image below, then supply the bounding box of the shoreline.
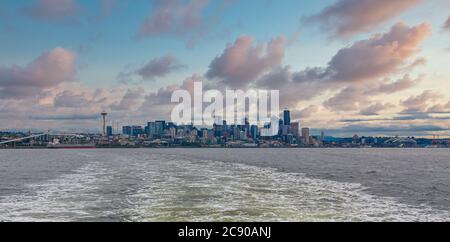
[1,146,449,150]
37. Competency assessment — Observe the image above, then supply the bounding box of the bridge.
[0,131,86,146]
[0,133,50,145]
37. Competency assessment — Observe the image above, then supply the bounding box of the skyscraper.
[155,121,166,136]
[250,125,258,140]
[131,126,144,137]
[147,122,156,138]
[122,126,132,136]
[283,109,291,126]
[291,122,299,137]
[278,118,284,136]
[302,128,310,145]
[106,126,113,137]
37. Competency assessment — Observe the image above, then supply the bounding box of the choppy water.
[0,149,449,222]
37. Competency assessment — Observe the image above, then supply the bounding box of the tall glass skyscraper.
[283,109,291,125]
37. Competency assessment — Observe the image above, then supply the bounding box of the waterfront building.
[168,127,176,140]
[352,134,360,144]
[239,130,246,141]
[131,126,144,137]
[250,125,258,140]
[278,119,284,136]
[302,128,310,145]
[291,122,300,137]
[147,122,156,138]
[122,126,132,136]
[281,124,290,136]
[107,126,113,137]
[155,121,166,136]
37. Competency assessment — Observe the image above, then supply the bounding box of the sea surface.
[0,148,449,222]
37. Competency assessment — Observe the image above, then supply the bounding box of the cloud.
[342,110,450,122]
[95,0,118,21]
[244,22,429,111]
[137,0,212,46]
[30,114,99,120]
[323,74,421,113]
[53,89,109,108]
[24,0,80,22]
[206,36,285,88]
[293,22,430,86]
[256,66,292,89]
[0,85,119,132]
[136,54,186,81]
[0,47,76,99]
[138,0,208,36]
[324,86,368,112]
[324,124,448,136]
[237,65,332,107]
[292,105,320,119]
[306,0,423,37]
[367,74,422,95]
[119,54,186,83]
[360,102,395,116]
[137,74,203,120]
[54,90,91,108]
[401,90,441,113]
[110,88,144,111]
[325,22,430,82]
[444,16,450,30]
[427,101,450,114]
[0,80,144,132]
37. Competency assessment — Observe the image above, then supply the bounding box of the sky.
[0,0,450,137]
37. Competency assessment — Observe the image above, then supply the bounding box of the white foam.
[1,150,449,222]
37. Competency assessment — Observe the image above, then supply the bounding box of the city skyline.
[6,106,447,149]
[1,0,450,137]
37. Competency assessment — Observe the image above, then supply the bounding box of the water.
[0,149,449,222]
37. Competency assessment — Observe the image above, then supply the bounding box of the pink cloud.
[323,75,422,113]
[253,23,430,109]
[206,36,285,88]
[0,47,76,99]
[307,0,423,37]
[137,0,239,48]
[137,0,209,38]
[368,75,421,95]
[327,22,431,82]
[295,22,431,84]
[401,90,441,113]
[324,86,368,112]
